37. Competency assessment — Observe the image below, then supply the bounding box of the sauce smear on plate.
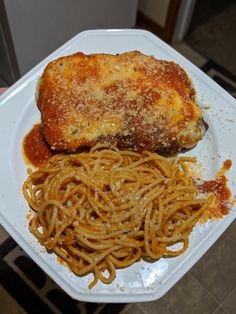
[198,160,232,217]
[23,123,55,167]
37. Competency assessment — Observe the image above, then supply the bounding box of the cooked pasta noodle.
[23,144,216,288]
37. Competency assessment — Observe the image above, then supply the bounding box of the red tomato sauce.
[23,123,55,167]
[198,160,232,217]
[199,176,231,215]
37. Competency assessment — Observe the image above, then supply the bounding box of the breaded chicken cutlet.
[36,51,207,154]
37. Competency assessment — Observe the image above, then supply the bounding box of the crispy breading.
[36,51,206,154]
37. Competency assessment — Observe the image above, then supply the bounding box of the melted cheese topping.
[37,51,205,154]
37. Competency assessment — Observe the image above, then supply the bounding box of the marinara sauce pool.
[23,123,55,167]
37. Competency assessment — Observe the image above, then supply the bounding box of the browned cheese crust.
[36,51,206,154]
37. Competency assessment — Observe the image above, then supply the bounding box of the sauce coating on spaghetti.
[23,123,55,167]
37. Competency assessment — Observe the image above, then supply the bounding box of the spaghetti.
[22,144,229,288]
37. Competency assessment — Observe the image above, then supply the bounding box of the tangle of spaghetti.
[23,144,218,288]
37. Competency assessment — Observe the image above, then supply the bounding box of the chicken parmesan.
[36,51,206,154]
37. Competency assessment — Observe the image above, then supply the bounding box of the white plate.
[0,29,236,303]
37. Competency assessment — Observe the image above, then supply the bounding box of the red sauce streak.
[23,123,55,167]
[221,159,232,171]
[198,160,232,217]
[199,176,231,215]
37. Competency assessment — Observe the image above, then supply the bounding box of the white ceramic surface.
[0,29,236,303]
